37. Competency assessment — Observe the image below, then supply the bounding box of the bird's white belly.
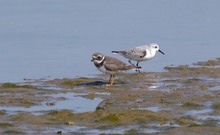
[125,55,153,62]
[97,66,106,73]
[96,66,120,75]
[122,50,155,62]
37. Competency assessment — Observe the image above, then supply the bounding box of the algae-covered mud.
[0,58,220,134]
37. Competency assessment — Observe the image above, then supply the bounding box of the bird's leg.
[129,60,135,66]
[136,62,141,73]
[110,75,115,86]
[108,75,112,84]
[106,75,114,86]
[129,60,140,73]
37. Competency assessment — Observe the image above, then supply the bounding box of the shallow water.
[183,102,220,125]
[0,93,102,115]
[38,125,161,135]
[138,106,164,112]
[0,0,220,83]
[1,66,220,134]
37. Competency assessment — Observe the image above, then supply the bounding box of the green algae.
[18,99,37,107]
[176,116,196,125]
[3,130,26,135]
[124,129,139,135]
[0,83,35,89]
[182,102,202,108]
[188,123,203,127]
[47,110,74,119]
[213,102,220,110]
[96,110,170,125]
[44,109,170,127]
[97,113,121,123]
[0,92,41,107]
[9,113,52,126]
[176,118,192,125]
[1,83,18,88]
[164,65,189,72]
[0,110,6,115]
[188,122,216,128]
[0,123,13,127]
[60,79,82,87]
[164,65,220,78]
[0,83,53,108]
[47,77,93,88]
[194,58,220,66]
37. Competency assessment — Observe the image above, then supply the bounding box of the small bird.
[91,53,140,86]
[112,43,165,72]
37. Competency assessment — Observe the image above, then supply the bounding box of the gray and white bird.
[112,43,165,72]
[91,53,140,86]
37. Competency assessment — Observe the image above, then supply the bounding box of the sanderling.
[112,43,165,72]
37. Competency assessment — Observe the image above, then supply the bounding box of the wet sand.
[0,58,220,134]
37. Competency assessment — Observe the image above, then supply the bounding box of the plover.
[112,43,165,72]
[91,53,140,86]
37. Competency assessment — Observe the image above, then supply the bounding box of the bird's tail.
[112,51,119,54]
[127,65,141,70]
[112,51,126,55]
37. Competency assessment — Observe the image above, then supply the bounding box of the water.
[0,93,103,115]
[138,106,163,112]
[1,0,220,83]
[184,102,220,124]
[32,125,161,135]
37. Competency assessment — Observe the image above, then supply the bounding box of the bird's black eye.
[97,56,102,59]
[155,46,158,48]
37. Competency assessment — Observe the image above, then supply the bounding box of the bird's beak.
[91,58,94,62]
[159,49,165,55]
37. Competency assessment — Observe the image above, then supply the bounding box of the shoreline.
[0,58,220,134]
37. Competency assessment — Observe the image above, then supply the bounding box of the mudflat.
[0,58,220,134]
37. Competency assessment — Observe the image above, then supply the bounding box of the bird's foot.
[135,68,141,73]
[105,84,112,87]
[103,83,113,87]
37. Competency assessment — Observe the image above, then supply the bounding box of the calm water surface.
[0,0,220,82]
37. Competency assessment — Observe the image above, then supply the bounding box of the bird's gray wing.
[104,63,120,71]
[104,56,129,71]
[126,47,147,58]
